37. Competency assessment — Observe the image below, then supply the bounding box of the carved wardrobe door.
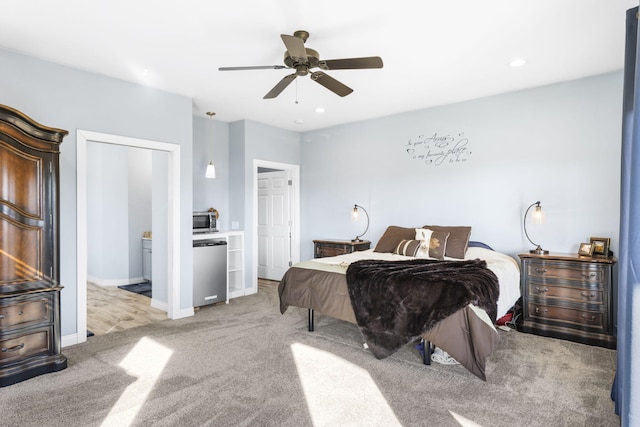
[0,104,68,386]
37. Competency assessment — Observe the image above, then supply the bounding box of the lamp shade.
[205,161,216,179]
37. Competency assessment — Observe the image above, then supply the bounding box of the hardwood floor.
[86,279,280,336]
[87,283,167,336]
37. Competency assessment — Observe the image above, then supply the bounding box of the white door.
[257,171,291,280]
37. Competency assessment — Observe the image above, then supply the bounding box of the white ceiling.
[0,1,637,132]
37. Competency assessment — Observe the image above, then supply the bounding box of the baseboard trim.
[173,307,195,319]
[151,298,168,312]
[88,275,146,287]
[61,333,80,348]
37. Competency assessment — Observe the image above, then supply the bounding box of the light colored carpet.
[0,283,618,426]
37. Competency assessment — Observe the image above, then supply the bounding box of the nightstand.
[313,239,371,258]
[518,252,616,349]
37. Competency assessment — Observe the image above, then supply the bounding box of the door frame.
[252,160,300,286]
[75,130,182,345]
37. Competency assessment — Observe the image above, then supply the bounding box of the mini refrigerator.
[193,239,227,307]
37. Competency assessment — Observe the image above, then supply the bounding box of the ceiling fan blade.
[319,56,383,70]
[264,74,297,99]
[280,34,307,61]
[219,65,287,71]
[310,71,353,97]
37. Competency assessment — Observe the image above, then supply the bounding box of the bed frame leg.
[421,338,431,365]
[308,309,314,332]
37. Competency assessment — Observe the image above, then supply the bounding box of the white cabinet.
[142,238,152,282]
[193,231,245,300]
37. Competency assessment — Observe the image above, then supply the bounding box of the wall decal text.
[405,132,471,166]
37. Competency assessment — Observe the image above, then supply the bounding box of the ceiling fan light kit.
[219,30,383,99]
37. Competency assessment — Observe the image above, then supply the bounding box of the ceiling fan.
[218,30,383,99]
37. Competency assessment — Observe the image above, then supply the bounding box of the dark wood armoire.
[0,104,68,386]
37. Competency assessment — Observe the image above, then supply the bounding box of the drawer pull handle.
[581,314,598,322]
[534,307,549,314]
[582,272,597,279]
[535,287,549,294]
[534,268,548,274]
[0,314,5,319]
[1,343,25,353]
[581,291,596,299]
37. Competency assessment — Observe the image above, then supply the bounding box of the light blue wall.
[228,121,246,231]
[87,143,130,282]
[192,116,230,229]
[0,48,194,337]
[300,72,623,261]
[86,143,152,284]
[226,120,302,291]
[127,147,153,279]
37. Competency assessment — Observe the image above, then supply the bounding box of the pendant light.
[205,111,216,179]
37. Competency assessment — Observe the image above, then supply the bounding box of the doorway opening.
[253,160,300,286]
[75,130,182,346]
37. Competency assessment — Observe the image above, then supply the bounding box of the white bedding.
[314,247,521,319]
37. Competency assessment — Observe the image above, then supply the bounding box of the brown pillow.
[427,230,449,260]
[374,226,416,253]
[423,225,471,259]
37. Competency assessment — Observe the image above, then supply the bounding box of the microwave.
[193,211,218,233]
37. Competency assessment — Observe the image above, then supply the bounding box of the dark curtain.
[613,6,640,425]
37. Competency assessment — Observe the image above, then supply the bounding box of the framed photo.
[589,237,611,257]
[578,242,593,256]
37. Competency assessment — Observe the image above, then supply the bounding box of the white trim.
[61,333,79,348]
[75,130,183,346]
[252,160,300,293]
[87,276,146,287]
[151,299,168,312]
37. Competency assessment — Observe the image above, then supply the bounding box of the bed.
[278,225,521,380]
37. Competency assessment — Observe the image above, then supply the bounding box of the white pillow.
[414,228,433,258]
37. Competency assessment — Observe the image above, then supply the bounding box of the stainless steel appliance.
[193,210,218,234]
[193,239,227,307]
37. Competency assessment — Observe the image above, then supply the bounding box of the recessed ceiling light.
[315,107,325,113]
[294,119,304,124]
[509,58,527,68]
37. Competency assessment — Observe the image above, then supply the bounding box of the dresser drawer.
[527,282,604,304]
[0,330,51,364]
[527,262,605,283]
[313,240,371,258]
[527,303,605,330]
[316,246,348,258]
[0,298,50,328]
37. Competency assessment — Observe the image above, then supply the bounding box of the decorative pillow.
[414,228,433,258]
[425,230,449,260]
[393,239,422,257]
[374,226,416,253]
[422,225,471,259]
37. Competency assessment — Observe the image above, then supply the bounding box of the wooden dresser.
[518,252,616,349]
[313,239,371,258]
[0,105,68,386]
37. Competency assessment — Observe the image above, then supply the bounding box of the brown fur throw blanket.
[346,258,499,359]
